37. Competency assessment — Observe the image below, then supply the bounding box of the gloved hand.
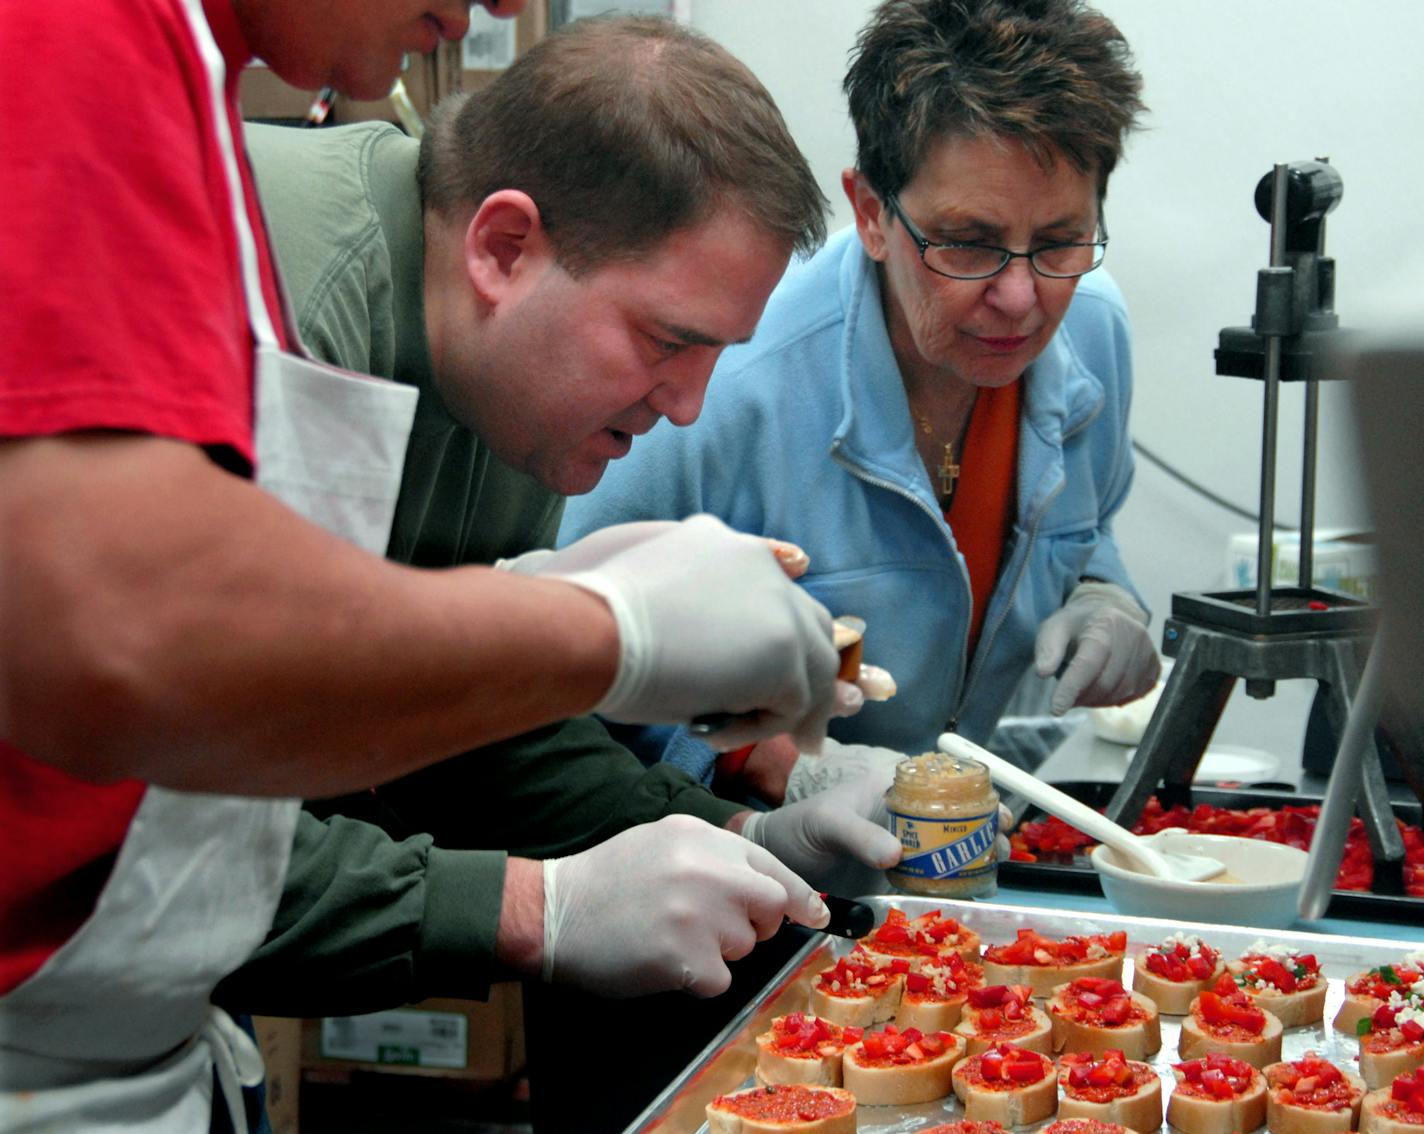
[782,739,1015,863]
[497,516,840,750]
[783,738,905,804]
[741,767,903,895]
[1035,580,1162,715]
[541,814,829,998]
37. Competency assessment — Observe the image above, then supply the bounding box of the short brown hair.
[419,14,826,274]
[845,0,1146,199]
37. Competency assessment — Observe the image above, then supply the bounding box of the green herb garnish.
[1379,965,1402,985]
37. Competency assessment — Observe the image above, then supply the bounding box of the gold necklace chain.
[911,409,962,499]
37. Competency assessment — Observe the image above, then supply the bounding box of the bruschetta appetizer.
[954,984,1054,1055]
[1337,958,1424,1035]
[897,950,985,1033]
[1227,941,1329,1029]
[923,1123,1011,1134]
[952,1041,1059,1126]
[1358,999,1424,1091]
[982,929,1127,997]
[1361,1069,1424,1134]
[706,1084,857,1134]
[1134,933,1225,1015]
[755,1013,862,1088]
[1178,976,1284,1069]
[1263,1055,1365,1134]
[1167,1053,1267,1134]
[842,1023,965,1106]
[1057,1049,1164,1133]
[1044,1121,1132,1134]
[1048,977,1162,1060]
[808,949,906,1027]
[858,906,982,967]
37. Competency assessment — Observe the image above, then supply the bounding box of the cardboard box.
[1226,528,1377,600]
[300,986,525,1083]
[252,1016,302,1134]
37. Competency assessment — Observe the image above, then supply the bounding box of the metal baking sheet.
[623,895,1420,1134]
[999,781,1424,922]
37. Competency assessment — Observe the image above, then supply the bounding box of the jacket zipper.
[830,444,974,721]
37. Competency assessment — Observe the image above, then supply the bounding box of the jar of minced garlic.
[885,751,999,898]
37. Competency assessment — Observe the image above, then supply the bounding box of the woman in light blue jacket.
[561,0,1162,798]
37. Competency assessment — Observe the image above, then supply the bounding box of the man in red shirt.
[0,2,870,1129]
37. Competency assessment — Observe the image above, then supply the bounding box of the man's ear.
[463,190,552,306]
[842,168,890,263]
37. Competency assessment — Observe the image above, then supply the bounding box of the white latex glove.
[742,768,903,895]
[541,814,829,998]
[1034,580,1162,716]
[784,739,1015,863]
[497,516,840,750]
[783,738,905,804]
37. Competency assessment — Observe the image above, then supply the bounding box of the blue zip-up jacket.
[561,226,1145,756]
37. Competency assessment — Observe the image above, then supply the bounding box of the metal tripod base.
[1103,590,1407,894]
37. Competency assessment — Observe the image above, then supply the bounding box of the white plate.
[1124,742,1280,784]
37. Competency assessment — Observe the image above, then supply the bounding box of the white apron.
[0,2,417,1130]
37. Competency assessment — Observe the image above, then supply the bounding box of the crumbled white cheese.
[1158,932,1206,957]
[1086,943,1108,960]
[1242,939,1298,960]
[1403,950,1424,968]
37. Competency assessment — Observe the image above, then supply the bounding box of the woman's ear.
[842,168,890,263]
[463,190,552,306]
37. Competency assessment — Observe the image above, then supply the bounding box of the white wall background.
[687,1,1424,634]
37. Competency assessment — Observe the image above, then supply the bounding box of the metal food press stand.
[1091,160,1423,920]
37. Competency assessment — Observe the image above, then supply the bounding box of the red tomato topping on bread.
[768,1013,859,1055]
[1389,1070,1424,1118]
[1196,977,1267,1036]
[970,1042,1051,1086]
[855,1023,954,1066]
[1059,1049,1153,1100]
[984,928,1125,966]
[1145,937,1220,982]
[710,1084,854,1120]
[1174,1053,1258,1099]
[1266,1057,1356,1110]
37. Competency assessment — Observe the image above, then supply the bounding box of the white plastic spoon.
[936,732,1226,883]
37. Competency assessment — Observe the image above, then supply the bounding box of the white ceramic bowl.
[1089,829,1309,929]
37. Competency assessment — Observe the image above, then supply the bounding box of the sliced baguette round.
[1048,984,1162,1060]
[982,954,1124,999]
[1167,1063,1267,1134]
[1045,1121,1132,1134]
[706,1085,856,1134]
[1360,1035,1424,1092]
[952,1045,1059,1126]
[1263,1059,1365,1134]
[1134,959,1226,1016]
[808,954,904,1028]
[1336,965,1424,1035]
[755,1015,854,1087]
[1337,990,1388,1036]
[1229,973,1329,1030]
[955,1003,1054,1057]
[1058,1056,1163,1133]
[842,1029,965,1106]
[1178,999,1284,1069]
[1359,1082,1424,1134]
[857,908,983,967]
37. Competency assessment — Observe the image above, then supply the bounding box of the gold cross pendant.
[938,442,961,498]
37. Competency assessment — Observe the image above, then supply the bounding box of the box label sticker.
[321,1008,468,1069]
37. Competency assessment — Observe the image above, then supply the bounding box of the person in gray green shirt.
[219,16,904,1131]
